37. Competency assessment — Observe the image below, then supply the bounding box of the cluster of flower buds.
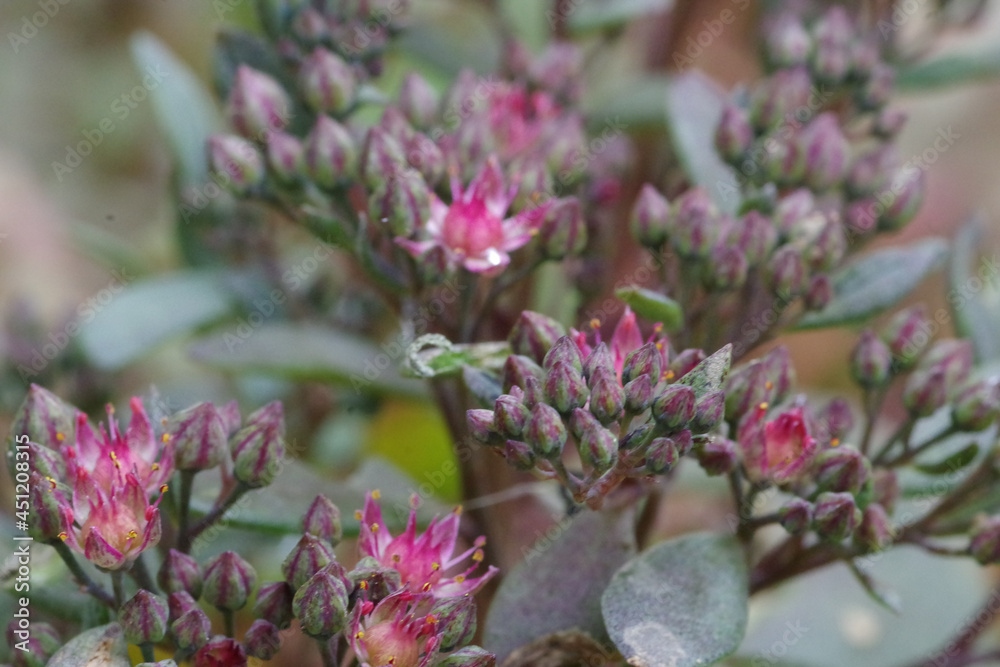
[258,491,495,666]
[468,307,731,507]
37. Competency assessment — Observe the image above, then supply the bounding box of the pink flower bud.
[253,581,295,630]
[851,330,892,388]
[120,590,168,645]
[399,72,439,129]
[207,135,264,194]
[812,491,861,542]
[303,494,343,546]
[282,533,337,591]
[203,551,257,612]
[630,184,672,247]
[305,115,357,188]
[243,619,281,660]
[227,65,291,138]
[508,312,567,365]
[299,48,356,114]
[158,549,203,598]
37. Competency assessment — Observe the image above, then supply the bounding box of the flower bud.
[670,349,706,380]
[292,565,350,638]
[282,533,337,591]
[431,595,478,652]
[303,494,343,546]
[804,274,833,311]
[266,130,303,183]
[253,581,295,630]
[850,330,892,388]
[27,473,70,541]
[855,503,894,553]
[773,189,815,237]
[798,113,848,191]
[231,401,286,488]
[193,636,247,666]
[644,437,679,474]
[817,398,855,444]
[715,104,754,164]
[509,312,567,365]
[290,6,327,43]
[814,446,869,495]
[765,15,812,68]
[777,498,813,535]
[724,361,767,422]
[812,491,861,542]
[576,421,618,474]
[436,646,497,667]
[876,168,924,231]
[299,48,356,114]
[399,72,439,129]
[158,549,203,598]
[166,402,228,472]
[846,145,897,198]
[622,343,663,386]
[503,439,536,470]
[5,620,59,666]
[695,438,737,476]
[623,374,655,413]
[360,127,408,188]
[750,66,813,131]
[903,368,948,417]
[652,384,696,431]
[582,343,615,382]
[8,384,76,453]
[691,391,725,434]
[167,591,198,625]
[208,135,264,194]
[630,184,672,247]
[538,197,586,259]
[952,379,1000,432]
[589,367,626,423]
[857,63,895,111]
[761,137,805,186]
[672,188,720,258]
[120,590,168,645]
[874,108,907,139]
[544,361,589,414]
[227,66,291,138]
[808,219,846,272]
[969,515,1000,565]
[348,556,402,603]
[705,244,748,291]
[761,346,795,404]
[370,168,430,237]
[525,403,568,459]
[873,469,899,514]
[203,551,257,612]
[734,211,777,266]
[811,37,850,85]
[171,608,211,651]
[467,409,499,445]
[543,336,584,373]
[244,619,281,660]
[769,244,808,298]
[881,306,930,370]
[305,115,357,188]
[493,394,531,439]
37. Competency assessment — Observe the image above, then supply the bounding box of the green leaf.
[914,442,980,475]
[665,71,740,214]
[678,344,732,398]
[78,271,235,370]
[795,238,948,330]
[847,559,902,614]
[585,75,671,129]
[46,623,129,667]
[948,217,1000,362]
[602,532,748,667]
[188,322,427,397]
[462,366,503,407]
[484,507,637,662]
[129,32,222,189]
[567,0,674,34]
[403,336,510,378]
[897,48,1000,91]
[615,286,684,332]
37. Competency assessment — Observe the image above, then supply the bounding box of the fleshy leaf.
[601,532,748,667]
[403,335,510,378]
[678,344,732,398]
[615,286,684,333]
[897,48,1000,91]
[567,0,674,34]
[847,559,902,614]
[795,239,948,330]
[948,217,1000,362]
[46,623,130,667]
[914,442,981,476]
[484,507,637,662]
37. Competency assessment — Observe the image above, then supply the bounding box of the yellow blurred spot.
[765,381,773,391]
[56,433,64,442]
[371,523,380,532]
[422,582,431,592]
[590,318,601,329]
[372,489,381,500]
[151,463,160,471]
[126,530,138,540]
[355,510,363,521]
[160,484,169,493]
[454,575,466,583]
[759,402,769,411]
[162,433,170,443]
[431,562,440,570]
[360,581,369,590]
[473,550,484,562]
[831,438,840,447]
[58,532,68,541]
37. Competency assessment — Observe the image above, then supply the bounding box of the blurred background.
[2,0,1000,664]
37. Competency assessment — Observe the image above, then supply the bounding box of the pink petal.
[84,526,126,570]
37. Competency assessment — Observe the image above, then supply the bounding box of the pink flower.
[570,307,669,385]
[740,404,817,483]
[486,84,560,160]
[356,492,497,598]
[350,590,440,667]
[396,156,548,275]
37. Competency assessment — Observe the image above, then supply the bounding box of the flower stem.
[111,570,125,609]
[50,539,116,609]
[223,609,235,638]
[130,553,158,594]
[140,643,155,662]
[177,470,196,554]
[318,636,340,667]
[186,482,252,547]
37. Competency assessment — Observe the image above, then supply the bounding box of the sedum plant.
[5,1,1000,666]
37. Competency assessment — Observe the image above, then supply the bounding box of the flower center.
[441,198,504,258]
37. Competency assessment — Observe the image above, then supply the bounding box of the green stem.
[51,539,116,608]
[318,636,340,667]
[859,386,888,457]
[187,482,252,545]
[728,469,753,545]
[111,570,125,609]
[130,553,158,594]
[140,643,155,662]
[177,470,196,554]
[883,425,959,468]
[871,419,915,465]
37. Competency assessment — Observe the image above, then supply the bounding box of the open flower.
[356,492,497,598]
[570,307,669,385]
[350,590,441,667]
[396,156,549,274]
[741,404,817,483]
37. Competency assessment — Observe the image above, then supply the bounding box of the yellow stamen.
[46,476,56,489]
[759,402,769,411]
[355,510,363,521]
[422,582,431,592]
[655,341,664,350]
[473,550,484,562]
[392,554,401,563]
[831,438,840,447]
[765,381,773,391]
[56,432,65,442]
[126,530,138,540]
[58,532,68,541]
[664,370,675,381]
[372,489,381,500]
[151,463,160,471]
[355,631,365,640]
[654,323,664,334]
[371,523,380,532]
[454,575,466,583]
[359,581,369,590]
[431,562,440,570]
[162,433,170,443]
[590,318,601,329]
[160,484,169,493]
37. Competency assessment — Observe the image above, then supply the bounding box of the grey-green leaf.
[914,442,980,476]
[78,271,235,370]
[403,337,510,378]
[665,71,740,214]
[897,48,1000,91]
[567,0,674,34]
[188,322,426,397]
[948,217,1000,362]
[601,532,749,667]
[484,507,637,662]
[679,344,732,398]
[615,286,684,332]
[795,238,948,330]
[847,559,902,614]
[46,623,129,667]
[130,32,222,188]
